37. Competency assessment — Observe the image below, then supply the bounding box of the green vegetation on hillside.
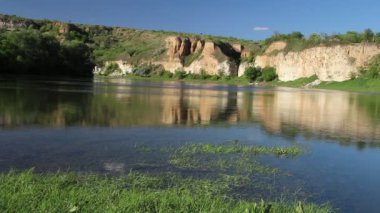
[0,28,94,76]
[2,13,380,92]
[0,14,261,76]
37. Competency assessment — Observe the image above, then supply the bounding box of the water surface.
[1,77,380,212]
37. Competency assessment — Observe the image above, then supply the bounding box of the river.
[0,77,379,212]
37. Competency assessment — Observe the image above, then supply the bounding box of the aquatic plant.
[172,143,303,157]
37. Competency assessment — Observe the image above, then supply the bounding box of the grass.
[170,153,281,174]
[183,50,203,67]
[263,75,380,93]
[317,78,380,93]
[113,73,251,85]
[0,170,333,213]
[169,143,303,175]
[173,143,303,157]
[265,75,318,88]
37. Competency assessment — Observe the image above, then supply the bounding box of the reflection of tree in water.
[215,90,239,123]
[0,81,93,127]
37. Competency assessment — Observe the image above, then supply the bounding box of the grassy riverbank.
[316,78,380,93]
[0,170,333,213]
[101,73,380,93]
[98,73,251,85]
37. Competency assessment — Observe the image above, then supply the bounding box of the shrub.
[186,73,197,79]
[244,66,261,81]
[174,70,187,79]
[160,70,173,78]
[261,67,278,81]
[360,54,380,79]
[103,63,120,75]
[133,64,152,77]
[210,75,220,81]
[200,70,211,80]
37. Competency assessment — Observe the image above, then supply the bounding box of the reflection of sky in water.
[0,77,380,212]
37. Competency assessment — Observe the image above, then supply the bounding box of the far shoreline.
[95,74,380,94]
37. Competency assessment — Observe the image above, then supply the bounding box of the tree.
[363,28,374,42]
[342,31,361,43]
[0,28,94,76]
[375,33,380,43]
[290,32,304,40]
[308,33,321,44]
[261,67,277,81]
[244,66,261,81]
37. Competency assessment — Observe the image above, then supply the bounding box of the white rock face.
[160,38,238,76]
[255,43,380,82]
[238,62,255,77]
[94,60,133,76]
[108,60,133,75]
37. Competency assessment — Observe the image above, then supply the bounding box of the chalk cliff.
[159,36,241,75]
[256,43,380,81]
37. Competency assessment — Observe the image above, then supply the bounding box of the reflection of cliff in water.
[161,85,239,125]
[247,89,380,143]
[0,79,380,143]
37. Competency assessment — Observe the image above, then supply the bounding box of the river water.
[0,77,380,212]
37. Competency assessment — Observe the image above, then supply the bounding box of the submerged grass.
[170,153,280,174]
[0,170,333,213]
[169,143,303,175]
[174,143,303,157]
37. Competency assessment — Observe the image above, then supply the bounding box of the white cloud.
[254,26,270,31]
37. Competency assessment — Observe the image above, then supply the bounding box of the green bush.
[210,75,220,81]
[0,29,94,77]
[261,67,278,81]
[174,70,187,79]
[360,54,380,79]
[199,70,212,80]
[156,70,173,78]
[103,63,120,75]
[244,66,261,81]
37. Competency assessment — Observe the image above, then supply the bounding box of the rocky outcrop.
[238,62,254,77]
[96,36,380,82]
[256,43,380,81]
[93,60,133,76]
[0,19,29,30]
[161,36,240,75]
[264,41,287,54]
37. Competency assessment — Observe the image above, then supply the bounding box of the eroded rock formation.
[161,36,241,75]
[256,43,380,81]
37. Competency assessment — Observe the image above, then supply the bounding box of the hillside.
[1,14,380,84]
[0,14,261,77]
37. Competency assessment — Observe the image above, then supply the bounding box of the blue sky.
[0,0,379,40]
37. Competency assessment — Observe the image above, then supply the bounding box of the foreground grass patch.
[0,170,333,213]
